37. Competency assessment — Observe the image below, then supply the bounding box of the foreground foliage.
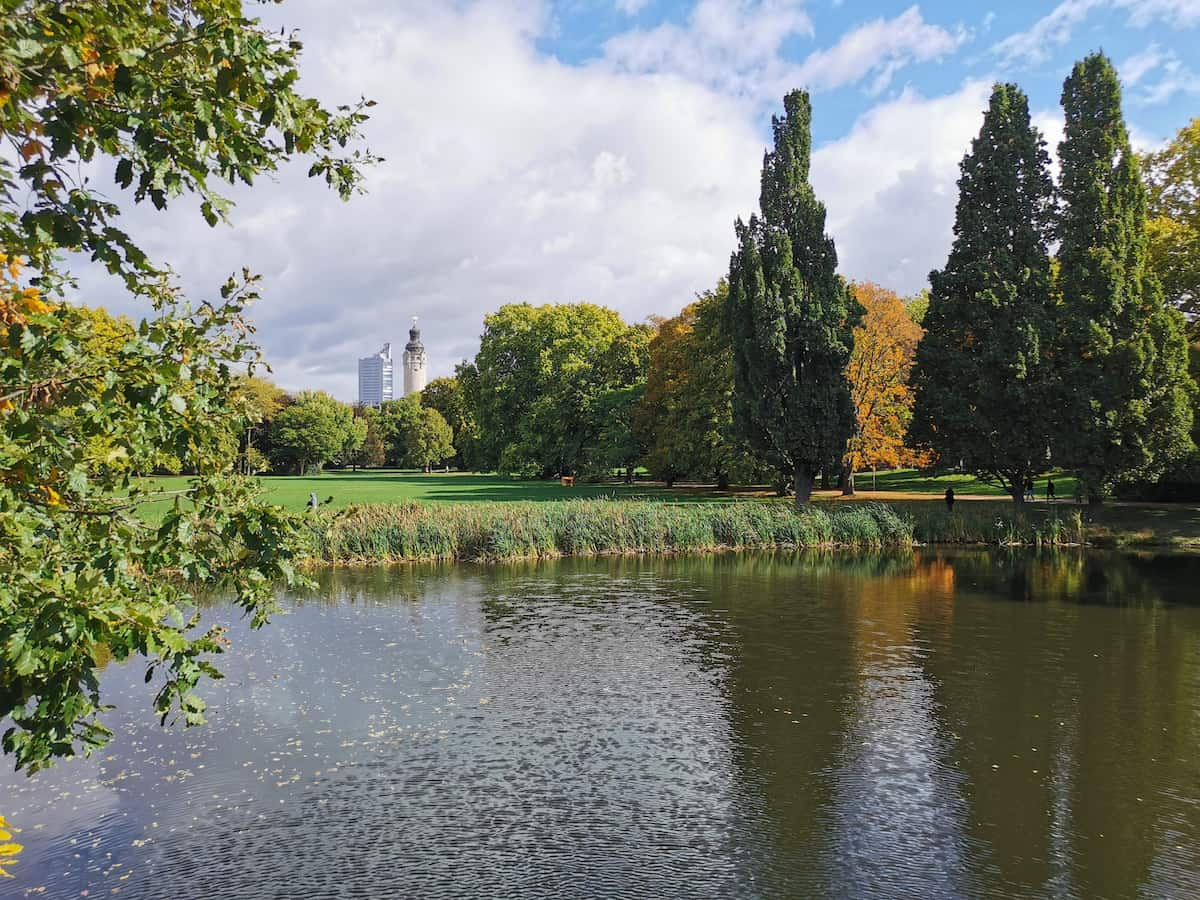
[1,0,372,774]
[0,812,18,878]
[312,499,914,562]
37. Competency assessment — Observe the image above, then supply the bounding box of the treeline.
[244,51,1197,503]
[910,55,1196,504]
[235,385,453,475]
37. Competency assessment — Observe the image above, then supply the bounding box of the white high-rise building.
[402,318,427,396]
[357,343,394,407]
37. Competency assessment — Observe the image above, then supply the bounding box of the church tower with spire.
[402,317,427,397]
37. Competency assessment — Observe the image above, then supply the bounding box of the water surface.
[3,550,1199,899]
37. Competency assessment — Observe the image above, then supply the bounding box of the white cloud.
[991,0,1097,64]
[75,0,766,400]
[993,0,1200,65]
[793,6,968,95]
[602,0,813,100]
[604,2,965,100]
[1121,43,1167,84]
[811,81,994,294]
[1138,56,1200,104]
[1117,43,1200,104]
[615,0,649,13]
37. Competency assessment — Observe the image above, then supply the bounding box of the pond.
[3,550,1200,899]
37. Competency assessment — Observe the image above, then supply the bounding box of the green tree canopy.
[725,90,859,506]
[269,391,358,474]
[349,405,387,469]
[467,302,648,476]
[638,282,758,488]
[1056,52,1194,498]
[909,83,1057,504]
[421,375,470,469]
[1142,117,1200,335]
[2,1,372,774]
[376,395,454,470]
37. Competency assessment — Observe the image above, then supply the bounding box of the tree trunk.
[841,465,855,496]
[717,471,729,490]
[665,475,675,488]
[794,461,814,508]
[820,468,833,490]
[1010,479,1025,508]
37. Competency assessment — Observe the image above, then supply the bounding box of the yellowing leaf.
[20,288,53,315]
[19,139,45,161]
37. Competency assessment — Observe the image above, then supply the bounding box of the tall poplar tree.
[725,90,859,506]
[1056,52,1194,499]
[909,84,1056,505]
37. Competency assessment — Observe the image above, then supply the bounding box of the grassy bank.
[309,500,914,563]
[904,502,1086,547]
[134,471,1200,553]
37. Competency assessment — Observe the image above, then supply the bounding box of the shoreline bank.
[302,499,1126,565]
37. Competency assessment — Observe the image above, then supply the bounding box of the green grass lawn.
[140,469,697,517]
[864,467,1080,499]
[136,469,1200,550]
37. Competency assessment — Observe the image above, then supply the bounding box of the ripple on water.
[3,553,1200,899]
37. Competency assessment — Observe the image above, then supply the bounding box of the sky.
[73,0,1200,400]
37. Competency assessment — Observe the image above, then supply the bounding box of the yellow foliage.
[0,814,21,878]
[844,282,923,475]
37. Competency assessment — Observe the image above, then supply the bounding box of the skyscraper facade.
[357,343,394,407]
[402,318,427,396]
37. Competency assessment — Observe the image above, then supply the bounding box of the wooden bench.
[561,476,575,487]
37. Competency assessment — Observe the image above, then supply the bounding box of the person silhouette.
[944,487,955,510]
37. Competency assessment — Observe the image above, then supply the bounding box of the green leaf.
[115,159,134,189]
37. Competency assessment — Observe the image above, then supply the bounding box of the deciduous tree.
[469,303,647,476]
[725,90,859,506]
[1,0,372,776]
[377,395,454,470]
[270,391,358,474]
[1142,117,1199,334]
[422,376,469,469]
[638,282,758,488]
[842,282,923,494]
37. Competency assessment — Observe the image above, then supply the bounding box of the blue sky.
[537,0,1197,143]
[80,1,1200,399]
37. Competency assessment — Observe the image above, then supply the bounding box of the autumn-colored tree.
[1142,117,1199,335]
[638,282,759,487]
[842,283,923,494]
[233,375,287,474]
